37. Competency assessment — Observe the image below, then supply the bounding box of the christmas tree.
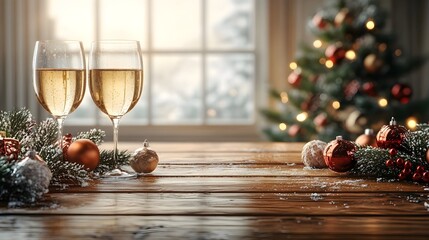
[262,0,428,142]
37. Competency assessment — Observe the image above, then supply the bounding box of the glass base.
[102,168,137,179]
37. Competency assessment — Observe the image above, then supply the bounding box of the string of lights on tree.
[262,0,428,142]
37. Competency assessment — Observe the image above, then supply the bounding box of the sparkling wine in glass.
[89,41,143,177]
[33,40,86,150]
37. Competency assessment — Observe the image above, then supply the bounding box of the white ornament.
[301,140,328,168]
[12,152,52,203]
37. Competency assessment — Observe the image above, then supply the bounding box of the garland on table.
[302,118,429,183]
[0,108,130,205]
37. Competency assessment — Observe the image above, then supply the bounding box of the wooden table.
[2,142,429,239]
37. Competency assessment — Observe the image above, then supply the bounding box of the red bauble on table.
[376,117,408,149]
[323,136,357,172]
[391,83,412,104]
[288,71,302,87]
[66,139,100,171]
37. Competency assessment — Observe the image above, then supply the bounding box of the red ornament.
[288,124,301,137]
[344,80,360,100]
[325,45,346,63]
[288,71,302,87]
[314,113,328,127]
[0,137,21,160]
[361,82,377,96]
[376,117,408,149]
[323,136,356,172]
[416,166,425,173]
[398,172,407,180]
[66,139,100,171]
[391,83,412,104]
[301,95,319,112]
[312,13,327,29]
[355,129,377,147]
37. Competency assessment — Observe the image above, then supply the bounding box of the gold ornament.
[66,139,100,171]
[130,140,159,174]
[364,54,383,73]
[335,8,353,26]
[345,110,368,134]
[355,129,377,147]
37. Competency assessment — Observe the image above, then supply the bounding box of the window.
[44,0,265,140]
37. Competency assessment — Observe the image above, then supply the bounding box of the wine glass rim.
[36,40,83,44]
[91,40,141,44]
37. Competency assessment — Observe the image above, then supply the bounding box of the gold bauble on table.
[130,140,159,174]
[355,129,377,147]
[66,139,100,171]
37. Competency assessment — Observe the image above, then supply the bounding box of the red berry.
[413,172,422,181]
[389,148,397,156]
[385,159,394,168]
[402,168,411,176]
[416,166,425,173]
[423,172,429,181]
[423,172,429,182]
[398,172,407,180]
[404,161,412,170]
[396,158,404,168]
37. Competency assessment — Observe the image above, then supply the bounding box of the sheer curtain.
[0,0,48,119]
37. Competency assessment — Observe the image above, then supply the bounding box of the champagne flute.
[89,41,143,177]
[33,40,86,150]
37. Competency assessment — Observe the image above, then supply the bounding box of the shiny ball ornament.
[301,140,328,168]
[12,151,52,202]
[345,110,367,134]
[376,117,408,149]
[314,113,328,127]
[287,71,302,87]
[325,44,346,63]
[391,83,412,104]
[312,13,327,29]
[334,8,354,26]
[361,82,377,96]
[66,139,100,171]
[288,124,301,137]
[364,54,383,73]
[130,140,159,174]
[323,136,357,172]
[355,129,377,147]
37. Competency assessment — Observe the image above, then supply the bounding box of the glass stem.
[111,117,120,169]
[56,116,65,154]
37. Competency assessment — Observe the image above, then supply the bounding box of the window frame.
[64,0,268,141]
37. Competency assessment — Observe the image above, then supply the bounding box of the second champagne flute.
[89,41,143,177]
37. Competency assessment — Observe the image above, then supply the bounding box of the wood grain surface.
[2,142,429,239]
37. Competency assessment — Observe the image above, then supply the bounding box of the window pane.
[152,55,202,124]
[121,55,149,124]
[66,90,97,125]
[46,0,95,50]
[207,0,254,49]
[152,0,201,49]
[206,54,254,124]
[99,0,148,50]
